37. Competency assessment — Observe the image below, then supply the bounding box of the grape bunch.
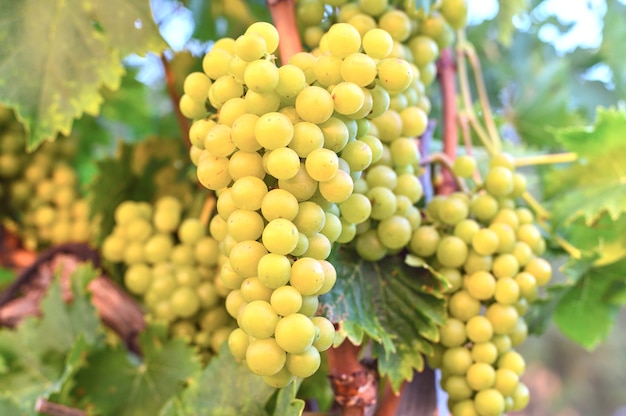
[409,154,550,416]
[0,108,93,250]
[101,196,233,358]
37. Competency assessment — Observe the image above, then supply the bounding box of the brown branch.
[326,339,378,416]
[436,48,458,196]
[374,380,406,416]
[161,53,191,148]
[266,0,303,64]
[35,398,86,416]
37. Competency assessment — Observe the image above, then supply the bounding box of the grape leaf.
[0,393,23,416]
[0,0,167,150]
[73,323,201,416]
[553,258,625,350]
[561,214,626,267]
[545,107,626,227]
[175,343,275,416]
[319,248,447,392]
[0,265,102,413]
[272,380,305,416]
[495,0,529,46]
[0,267,15,288]
[600,1,626,96]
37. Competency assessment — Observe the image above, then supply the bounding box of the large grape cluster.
[0,107,93,250]
[412,154,550,416]
[101,196,233,359]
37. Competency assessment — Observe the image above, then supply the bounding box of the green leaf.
[0,393,25,416]
[600,1,626,96]
[546,107,626,227]
[73,323,201,416]
[0,265,103,413]
[495,0,530,46]
[319,248,447,391]
[553,259,625,350]
[0,267,15,289]
[272,380,305,416]
[562,214,626,267]
[0,0,167,150]
[178,343,275,416]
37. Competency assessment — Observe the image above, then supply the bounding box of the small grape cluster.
[410,154,549,416]
[0,108,92,250]
[101,196,233,358]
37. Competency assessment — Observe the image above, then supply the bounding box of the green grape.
[289,257,325,295]
[466,362,496,391]
[439,267,463,293]
[229,240,268,278]
[510,317,528,346]
[286,346,321,378]
[313,53,343,88]
[197,154,232,190]
[399,106,428,137]
[394,173,423,203]
[102,235,126,262]
[515,272,538,301]
[358,0,388,16]
[320,212,343,243]
[377,215,412,250]
[262,218,299,255]
[366,164,398,189]
[371,110,402,143]
[230,176,267,211]
[473,388,505,416]
[326,23,361,58]
[437,236,468,269]
[265,147,301,180]
[471,342,498,365]
[367,186,397,220]
[491,208,519,230]
[195,236,220,266]
[234,32,266,62]
[179,94,207,119]
[275,313,316,354]
[270,285,303,316]
[340,53,377,87]
[263,366,295,388]
[450,399,478,416]
[524,257,552,286]
[311,316,335,351]
[355,229,388,261]
[470,193,498,223]
[439,317,467,348]
[511,172,527,197]
[225,289,246,318]
[377,58,414,93]
[302,233,331,260]
[471,228,499,256]
[491,253,519,279]
[276,64,307,98]
[295,86,334,124]
[389,137,419,167]
[241,277,273,302]
[228,150,265,181]
[453,219,479,244]
[339,193,372,224]
[246,21,279,54]
[231,113,261,152]
[510,382,530,411]
[318,169,354,203]
[465,315,494,343]
[485,303,519,335]
[255,111,294,150]
[124,263,152,295]
[346,13,377,39]
[305,148,339,182]
[289,121,324,158]
[494,277,520,305]
[319,116,350,153]
[209,75,244,109]
[441,0,468,30]
[516,223,542,253]
[246,338,286,376]
[498,349,525,376]
[123,242,145,265]
[260,189,299,222]
[442,346,473,375]
[331,82,366,115]
[245,89,281,116]
[175,265,200,286]
[239,300,279,339]
[493,367,520,398]
[298,294,320,316]
[292,202,326,237]
[452,155,476,178]
[409,225,440,257]
[378,9,412,42]
[485,166,513,197]
[278,163,319,202]
[244,59,279,94]
[443,375,473,402]
[170,286,200,318]
[488,222,516,254]
[171,245,195,266]
[448,290,481,322]
[199,308,231,332]
[218,97,247,126]
[196,282,219,309]
[438,197,469,226]
[288,52,317,84]
[362,28,393,59]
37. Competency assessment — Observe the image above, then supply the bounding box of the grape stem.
[455,33,497,156]
[458,114,483,185]
[199,193,216,227]
[266,0,303,65]
[521,191,551,222]
[436,47,459,195]
[514,152,578,167]
[161,53,191,149]
[421,152,469,194]
[35,398,86,416]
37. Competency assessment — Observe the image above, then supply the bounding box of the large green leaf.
[546,107,626,227]
[175,343,276,416]
[272,380,305,416]
[0,266,103,414]
[600,1,626,97]
[0,0,167,150]
[319,249,447,392]
[73,323,201,416]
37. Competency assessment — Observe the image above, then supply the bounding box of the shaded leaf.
[495,0,530,46]
[319,248,447,391]
[0,0,167,150]
[0,393,25,416]
[600,1,626,96]
[272,380,305,416]
[178,343,275,416]
[73,323,201,416]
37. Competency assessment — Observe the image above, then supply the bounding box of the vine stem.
[455,34,496,156]
[421,152,469,194]
[436,47,459,195]
[374,379,406,416]
[35,398,85,416]
[514,152,578,167]
[161,53,190,148]
[521,191,551,222]
[266,0,303,64]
